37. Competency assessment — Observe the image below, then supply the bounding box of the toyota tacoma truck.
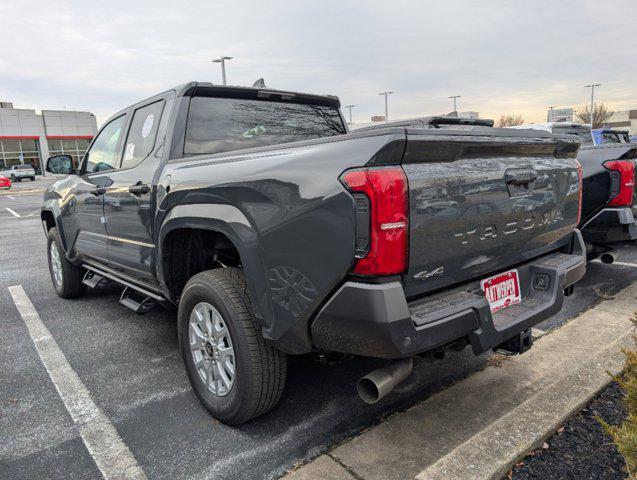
[42,82,586,424]
[510,123,637,260]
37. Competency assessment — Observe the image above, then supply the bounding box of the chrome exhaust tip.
[357,357,413,404]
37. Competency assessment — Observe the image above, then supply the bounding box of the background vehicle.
[1,164,36,182]
[0,175,11,190]
[42,82,586,424]
[510,122,637,259]
[592,128,631,146]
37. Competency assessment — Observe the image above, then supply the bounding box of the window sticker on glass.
[124,143,136,161]
[142,114,154,139]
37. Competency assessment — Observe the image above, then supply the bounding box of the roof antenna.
[252,78,267,88]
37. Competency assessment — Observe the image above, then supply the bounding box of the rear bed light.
[605,160,636,207]
[340,167,409,276]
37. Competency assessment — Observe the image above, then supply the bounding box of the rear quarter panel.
[156,133,403,353]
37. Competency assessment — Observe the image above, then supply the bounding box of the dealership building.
[605,109,637,136]
[0,101,98,174]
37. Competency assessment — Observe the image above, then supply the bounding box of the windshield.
[553,125,594,145]
[184,97,346,155]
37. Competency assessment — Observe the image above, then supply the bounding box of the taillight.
[340,167,408,276]
[605,160,636,207]
[575,159,583,225]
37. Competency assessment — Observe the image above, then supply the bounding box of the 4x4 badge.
[414,267,444,280]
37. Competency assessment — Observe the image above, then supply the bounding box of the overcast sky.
[1,0,635,126]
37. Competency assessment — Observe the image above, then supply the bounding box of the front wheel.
[30,177,35,181]
[47,227,86,298]
[178,268,287,424]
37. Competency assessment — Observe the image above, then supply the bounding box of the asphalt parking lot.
[2,191,637,480]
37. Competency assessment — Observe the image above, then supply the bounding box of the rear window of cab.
[184,96,346,156]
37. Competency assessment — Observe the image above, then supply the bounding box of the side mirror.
[46,155,75,175]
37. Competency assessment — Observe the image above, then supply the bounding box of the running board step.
[82,270,108,289]
[119,287,157,314]
[82,263,166,315]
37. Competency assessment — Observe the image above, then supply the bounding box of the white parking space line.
[6,195,15,199]
[8,285,147,480]
[27,209,40,217]
[5,208,20,217]
[591,259,637,268]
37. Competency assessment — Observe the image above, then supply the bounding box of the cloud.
[0,0,635,125]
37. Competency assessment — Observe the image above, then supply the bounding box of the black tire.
[30,177,35,181]
[47,227,86,298]
[178,268,287,424]
[11,175,16,182]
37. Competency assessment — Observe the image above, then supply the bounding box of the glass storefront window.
[48,139,62,152]
[0,138,42,173]
[2,140,20,153]
[20,139,38,152]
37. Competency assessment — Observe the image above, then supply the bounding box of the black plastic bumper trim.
[581,207,637,245]
[311,230,587,359]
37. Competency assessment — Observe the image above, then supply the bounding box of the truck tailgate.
[402,129,581,299]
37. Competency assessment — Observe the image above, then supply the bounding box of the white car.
[1,164,36,182]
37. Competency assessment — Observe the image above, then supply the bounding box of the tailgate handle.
[505,169,538,186]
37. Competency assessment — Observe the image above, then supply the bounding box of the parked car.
[42,82,586,424]
[1,164,36,182]
[510,123,637,260]
[0,175,11,190]
[592,128,631,146]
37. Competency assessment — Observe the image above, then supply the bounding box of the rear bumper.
[581,207,637,245]
[311,230,586,359]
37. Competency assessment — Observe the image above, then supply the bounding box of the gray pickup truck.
[511,123,637,260]
[42,82,586,424]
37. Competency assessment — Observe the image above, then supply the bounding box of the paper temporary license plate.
[480,269,521,314]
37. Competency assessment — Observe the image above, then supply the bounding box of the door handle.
[505,169,538,186]
[129,183,150,196]
[90,187,106,196]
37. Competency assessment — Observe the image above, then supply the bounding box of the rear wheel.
[47,227,86,298]
[178,268,287,424]
[30,176,35,181]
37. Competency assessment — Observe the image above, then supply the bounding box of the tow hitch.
[496,329,533,355]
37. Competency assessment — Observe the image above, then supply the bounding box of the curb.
[283,282,637,480]
[417,328,630,480]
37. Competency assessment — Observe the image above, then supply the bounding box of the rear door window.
[121,100,165,170]
[184,97,346,156]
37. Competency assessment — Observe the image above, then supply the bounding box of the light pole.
[547,106,554,122]
[212,56,233,85]
[449,95,461,113]
[585,83,601,127]
[378,91,394,122]
[344,105,355,124]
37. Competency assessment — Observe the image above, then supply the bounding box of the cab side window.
[84,115,126,174]
[121,100,165,170]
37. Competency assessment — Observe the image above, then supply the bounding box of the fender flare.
[157,203,272,328]
[41,201,69,253]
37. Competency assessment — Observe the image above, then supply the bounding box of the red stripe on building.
[46,135,94,140]
[0,136,40,140]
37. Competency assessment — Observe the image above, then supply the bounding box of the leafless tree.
[575,103,614,129]
[497,114,525,128]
